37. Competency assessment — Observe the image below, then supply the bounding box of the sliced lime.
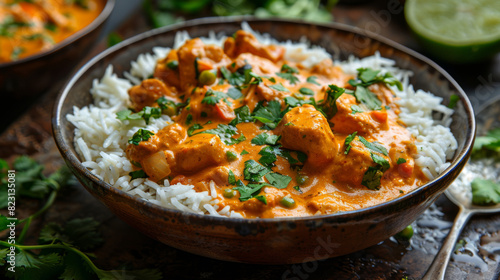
[405,0,500,63]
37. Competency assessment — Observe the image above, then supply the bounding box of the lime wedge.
[405,0,500,63]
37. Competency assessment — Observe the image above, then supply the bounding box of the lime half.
[405,0,500,63]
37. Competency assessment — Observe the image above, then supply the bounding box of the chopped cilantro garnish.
[361,152,390,190]
[284,96,313,107]
[306,76,320,86]
[269,83,290,93]
[128,129,154,145]
[293,186,303,193]
[344,132,358,154]
[251,133,280,145]
[252,100,283,129]
[129,170,148,179]
[397,158,407,164]
[240,150,249,155]
[320,85,345,119]
[199,124,246,145]
[229,105,253,126]
[350,105,364,114]
[243,160,271,182]
[358,136,388,156]
[370,153,390,171]
[233,180,269,201]
[228,170,236,185]
[265,173,292,189]
[255,195,267,204]
[471,178,500,206]
[258,145,281,167]
[227,87,243,99]
[202,89,227,105]
[448,94,460,109]
[116,107,162,125]
[473,128,500,157]
[185,114,193,125]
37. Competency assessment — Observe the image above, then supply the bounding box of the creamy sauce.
[0,0,104,62]
[125,30,429,218]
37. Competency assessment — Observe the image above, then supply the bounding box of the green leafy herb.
[187,124,204,136]
[293,186,302,193]
[350,105,363,114]
[128,129,154,145]
[361,153,390,190]
[352,85,382,111]
[306,75,320,86]
[107,32,122,47]
[228,170,236,185]
[255,195,267,204]
[199,124,246,145]
[299,87,314,96]
[229,105,253,126]
[284,96,313,107]
[344,131,358,155]
[129,170,148,179]
[258,145,282,167]
[471,178,500,206]
[358,136,388,156]
[269,83,290,93]
[350,68,403,91]
[202,89,226,105]
[472,128,500,157]
[265,173,292,189]
[240,150,249,155]
[276,64,299,85]
[370,153,390,171]
[11,46,25,60]
[233,180,268,201]
[185,114,193,125]
[116,106,162,124]
[319,84,345,119]
[251,133,280,145]
[397,158,407,164]
[448,94,460,109]
[280,196,295,208]
[167,60,179,70]
[243,160,271,182]
[252,100,283,129]
[226,151,238,161]
[227,87,243,99]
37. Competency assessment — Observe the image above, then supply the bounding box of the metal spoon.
[422,96,500,280]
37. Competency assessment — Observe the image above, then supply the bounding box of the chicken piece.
[154,50,181,89]
[228,53,280,76]
[126,123,186,163]
[330,94,381,134]
[332,140,381,186]
[128,78,170,111]
[310,59,349,86]
[175,134,227,174]
[223,30,285,63]
[307,193,353,214]
[177,38,230,91]
[275,104,339,166]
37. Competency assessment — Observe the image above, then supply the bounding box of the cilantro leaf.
[233,180,268,201]
[243,160,271,182]
[299,87,314,96]
[258,145,282,167]
[362,167,384,190]
[350,68,403,91]
[229,105,253,126]
[227,87,243,99]
[352,86,382,111]
[251,133,280,145]
[370,153,390,172]
[228,170,236,185]
[276,73,299,85]
[187,124,203,136]
[472,128,500,157]
[269,83,290,93]
[358,136,388,156]
[306,76,320,86]
[265,173,292,189]
[116,107,161,125]
[202,89,227,106]
[350,105,363,114]
[252,100,283,129]
[320,84,345,119]
[129,170,148,179]
[128,129,154,145]
[284,96,312,107]
[448,94,460,109]
[397,158,407,164]
[38,218,103,251]
[255,195,267,205]
[471,178,500,206]
[201,124,246,145]
[344,131,358,154]
[240,150,249,155]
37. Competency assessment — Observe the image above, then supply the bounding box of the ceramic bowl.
[52,17,475,264]
[0,0,115,98]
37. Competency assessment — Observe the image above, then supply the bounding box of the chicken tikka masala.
[121,30,429,218]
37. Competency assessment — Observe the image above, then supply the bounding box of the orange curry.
[123,30,428,218]
[0,0,104,63]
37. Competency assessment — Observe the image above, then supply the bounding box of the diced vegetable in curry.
[0,0,104,63]
[121,30,428,218]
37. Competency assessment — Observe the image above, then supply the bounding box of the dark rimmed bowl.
[0,0,115,98]
[52,17,475,264]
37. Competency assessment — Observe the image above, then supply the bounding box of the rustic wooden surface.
[2,2,500,279]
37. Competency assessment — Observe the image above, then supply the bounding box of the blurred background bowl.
[0,0,115,99]
[53,17,475,264]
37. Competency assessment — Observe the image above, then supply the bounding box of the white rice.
[67,24,457,218]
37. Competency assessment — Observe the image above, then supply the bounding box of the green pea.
[167,60,178,70]
[396,225,414,240]
[223,189,236,198]
[199,70,216,85]
[280,196,296,208]
[226,151,238,162]
[296,174,309,185]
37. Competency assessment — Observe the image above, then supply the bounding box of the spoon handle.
[421,206,472,280]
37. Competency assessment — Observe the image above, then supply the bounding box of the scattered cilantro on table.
[0,157,162,279]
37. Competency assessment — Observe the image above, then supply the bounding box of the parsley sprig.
[116,106,162,125]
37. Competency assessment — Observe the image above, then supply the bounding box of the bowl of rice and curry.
[53,18,475,263]
[0,0,114,97]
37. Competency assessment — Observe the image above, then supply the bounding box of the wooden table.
[2,2,500,279]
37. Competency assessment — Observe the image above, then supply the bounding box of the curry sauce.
[0,0,104,63]
[123,30,429,218]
